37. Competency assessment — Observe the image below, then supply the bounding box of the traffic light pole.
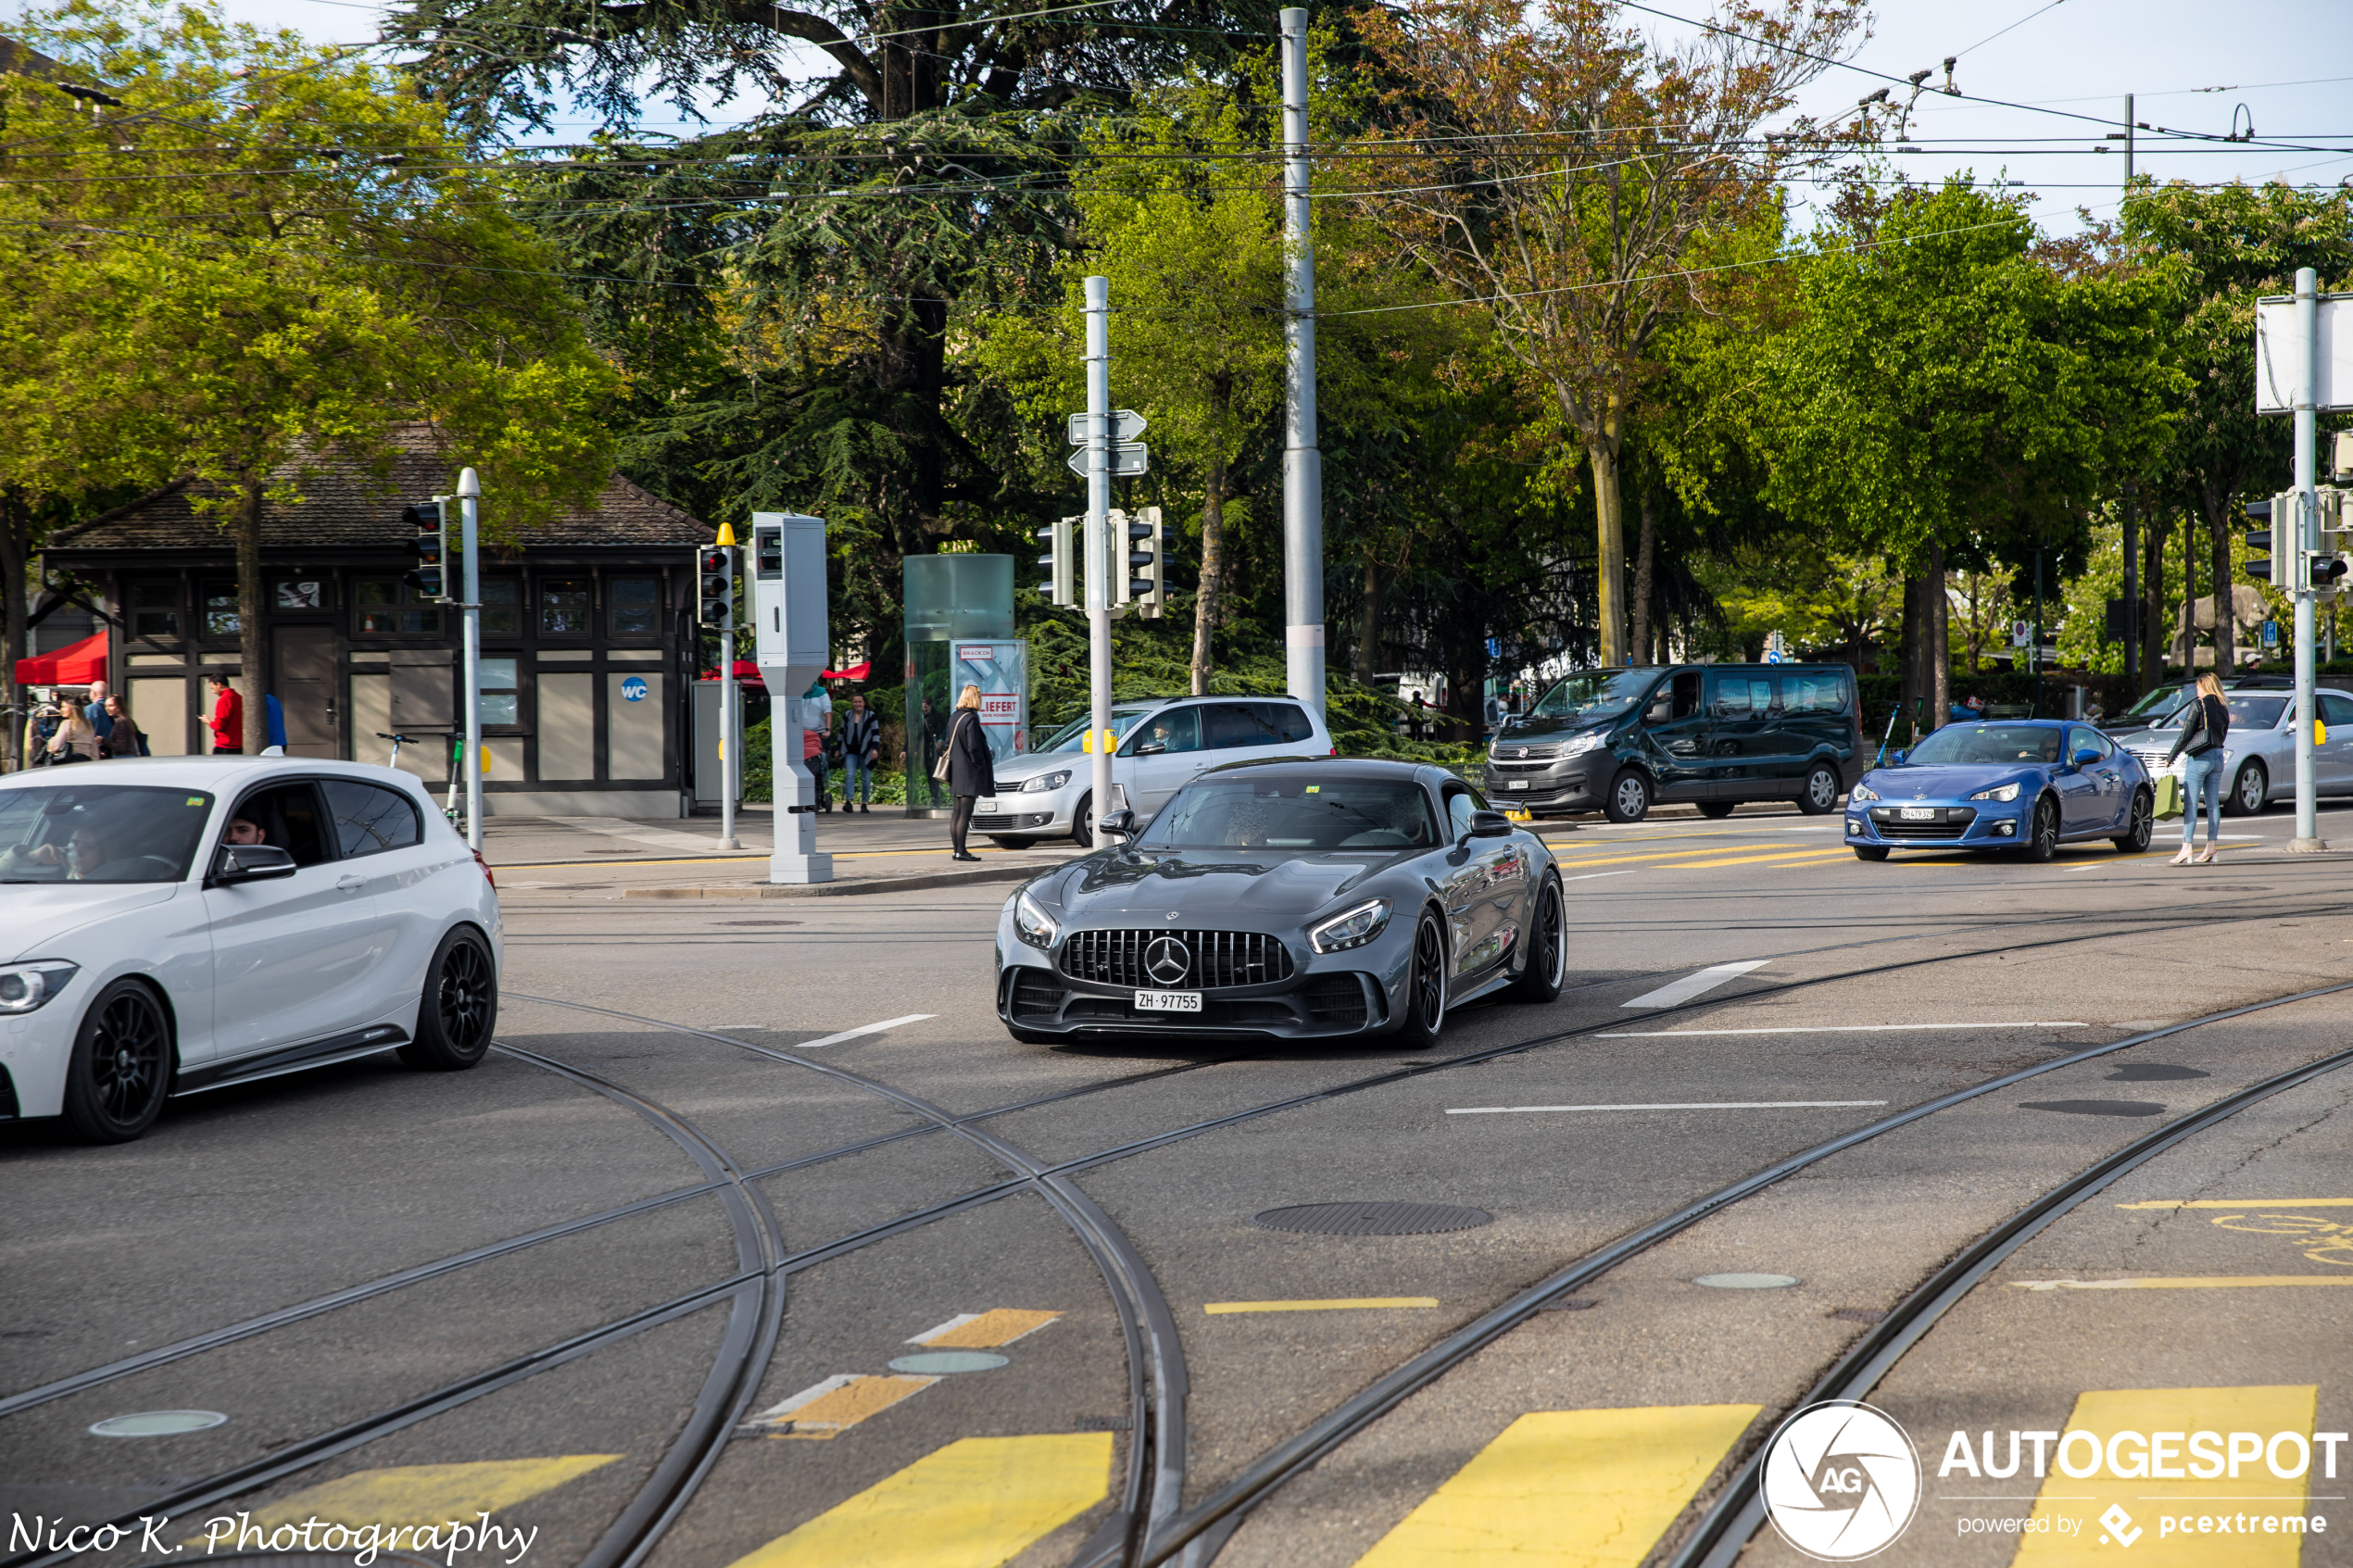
[1084,275,1114,834]
[458,468,483,851]
[2291,266,2323,851]
[1280,6,1325,720]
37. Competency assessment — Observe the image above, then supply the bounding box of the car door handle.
[335,875,367,893]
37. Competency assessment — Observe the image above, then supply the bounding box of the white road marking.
[1621,960,1768,1008]
[1561,870,1641,883]
[1448,1100,1888,1115]
[1597,1022,2088,1037]
[793,1013,937,1050]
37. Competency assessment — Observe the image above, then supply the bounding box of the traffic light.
[1129,506,1164,618]
[1037,515,1076,607]
[401,499,449,600]
[2317,488,2351,596]
[2244,496,2288,589]
[698,545,736,630]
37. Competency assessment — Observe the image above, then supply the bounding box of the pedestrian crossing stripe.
[751,1374,938,1438]
[909,1309,1062,1348]
[209,1455,621,1534]
[724,1433,1114,1568]
[1352,1404,1761,1567]
[2011,1386,2318,1565]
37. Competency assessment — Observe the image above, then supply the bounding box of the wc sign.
[621,676,648,702]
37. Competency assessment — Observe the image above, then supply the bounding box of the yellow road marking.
[2120,1198,2353,1209]
[2013,1386,2316,1565]
[915,1309,1062,1347]
[1203,1298,1440,1314]
[753,1374,938,1438]
[725,1434,1113,1568]
[1659,850,1857,869]
[1545,841,1818,870]
[2011,1275,2353,1290]
[220,1456,619,1532]
[1353,1404,1760,1568]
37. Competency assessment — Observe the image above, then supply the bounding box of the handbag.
[932,713,960,783]
[2152,771,2183,821]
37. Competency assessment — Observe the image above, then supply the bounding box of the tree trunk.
[1190,458,1226,696]
[0,487,25,773]
[1928,539,1948,733]
[1897,573,1920,737]
[1629,484,1657,665]
[2208,509,2234,673]
[1585,425,1628,666]
[2143,514,2167,682]
[1354,559,1384,685]
[236,482,268,753]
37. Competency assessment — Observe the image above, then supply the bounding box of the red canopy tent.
[14,630,107,687]
[695,658,874,691]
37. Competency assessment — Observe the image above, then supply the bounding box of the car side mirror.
[1468,809,1514,839]
[1889,749,1906,765]
[1133,741,1166,756]
[2071,747,2101,768]
[1098,809,1137,840]
[1645,699,1672,723]
[209,844,296,885]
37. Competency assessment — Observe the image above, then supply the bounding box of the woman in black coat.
[946,684,995,861]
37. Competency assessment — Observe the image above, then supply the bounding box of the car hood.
[991,751,1081,784]
[1864,765,2043,800]
[0,882,183,959]
[1043,848,1403,923]
[1490,715,1621,744]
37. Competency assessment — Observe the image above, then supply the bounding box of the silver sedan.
[2112,687,2353,814]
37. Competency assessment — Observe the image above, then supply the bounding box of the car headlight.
[1310,897,1391,954]
[1969,782,2021,802]
[0,960,79,1014]
[1557,733,1606,758]
[1020,771,1073,794]
[1013,888,1059,948]
[1850,781,1880,801]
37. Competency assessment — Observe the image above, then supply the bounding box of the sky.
[14,0,2351,231]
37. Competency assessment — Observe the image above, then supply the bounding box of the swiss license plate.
[977,798,999,811]
[1134,989,1202,1012]
[1506,779,1529,790]
[1899,806,1936,821]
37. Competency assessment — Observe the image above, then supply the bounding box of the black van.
[1483,664,1862,822]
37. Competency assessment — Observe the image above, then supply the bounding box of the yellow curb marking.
[1203,1298,1440,1314]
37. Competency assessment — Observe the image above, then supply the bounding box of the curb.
[623,861,1047,899]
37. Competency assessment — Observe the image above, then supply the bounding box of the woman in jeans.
[2166,671,2231,865]
[841,692,881,814]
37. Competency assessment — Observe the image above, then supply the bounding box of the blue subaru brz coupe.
[1845,720,2155,861]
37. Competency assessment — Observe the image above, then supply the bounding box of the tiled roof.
[50,428,710,554]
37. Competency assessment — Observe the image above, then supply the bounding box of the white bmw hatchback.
[0,757,501,1143]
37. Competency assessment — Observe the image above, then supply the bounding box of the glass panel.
[1705,671,1772,717]
[1122,707,1199,756]
[478,658,518,727]
[321,780,421,857]
[480,693,519,726]
[273,579,327,611]
[1780,671,1848,715]
[1140,777,1441,851]
[203,583,240,639]
[481,579,522,636]
[131,581,180,640]
[541,580,592,636]
[354,581,443,636]
[610,577,659,635]
[0,784,217,883]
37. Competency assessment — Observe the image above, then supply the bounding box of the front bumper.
[974,784,1077,835]
[1,976,91,1120]
[1844,800,2020,847]
[1483,758,1603,812]
[994,917,1412,1038]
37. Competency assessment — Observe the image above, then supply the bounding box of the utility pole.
[2290,265,2322,849]
[457,467,483,851]
[1279,7,1325,719]
[1085,275,1114,831]
[2121,94,2139,694]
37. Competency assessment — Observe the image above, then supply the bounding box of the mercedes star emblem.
[1144,935,1191,986]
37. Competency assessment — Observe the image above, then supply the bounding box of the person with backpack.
[2166,671,2231,866]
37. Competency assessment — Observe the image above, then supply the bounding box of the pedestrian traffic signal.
[1038,515,1076,607]
[401,499,450,600]
[698,545,736,630]
[1128,506,1164,618]
[2244,495,2293,589]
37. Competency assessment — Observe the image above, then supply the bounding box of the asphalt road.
[8,799,2353,1568]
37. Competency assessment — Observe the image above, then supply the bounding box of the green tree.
[0,0,617,751]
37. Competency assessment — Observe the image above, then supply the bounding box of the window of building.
[273,579,327,611]
[354,580,444,636]
[131,581,181,641]
[202,583,240,639]
[481,579,522,636]
[479,658,519,726]
[540,579,592,636]
[609,577,660,636]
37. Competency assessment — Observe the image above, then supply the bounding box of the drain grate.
[2020,1098,2165,1117]
[1251,1201,1491,1236]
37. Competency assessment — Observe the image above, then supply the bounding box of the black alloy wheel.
[61,980,173,1144]
[400,927,497,1071]
[2023,796,2060,862]
[2113,788,2154,853]
[1696,801,1737,819]
[2227,760,2268,816]
[1797,762,1842,815]
[1071,794,1095,848]
[1853,845,1891,861]
[1395,911,1449,1048]
[1604,769,1651,823]
[1510,874,1567,1002]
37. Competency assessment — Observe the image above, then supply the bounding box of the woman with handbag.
[942,684,993,862]
[44,696,99,765]
[2165,671,2231,866]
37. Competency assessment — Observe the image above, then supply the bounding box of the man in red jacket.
[205,674,244,754]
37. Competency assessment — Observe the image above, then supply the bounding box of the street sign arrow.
[1068,410,1148,445]
[1067,443,1148,477]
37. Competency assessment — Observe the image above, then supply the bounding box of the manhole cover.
[2106,1064,2209,1081]
[2020,1099,2166,1117]
[1251,1201,1492,1236]
[888,1351,1009,1374]
[720,920,804,927]
[1695,1273,1799,1289]
[89,1410,227,1437]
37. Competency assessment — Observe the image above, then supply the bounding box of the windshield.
[1036,710,1151,754]
[1904,726,2067,767]
[2123,684,2193,721]
[0,784,216,884]
[1527,669,1655,722]
[1138,778,1441,852]
[2147,695,2284,731]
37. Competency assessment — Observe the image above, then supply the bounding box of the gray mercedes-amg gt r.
[993,758,1567,1046]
